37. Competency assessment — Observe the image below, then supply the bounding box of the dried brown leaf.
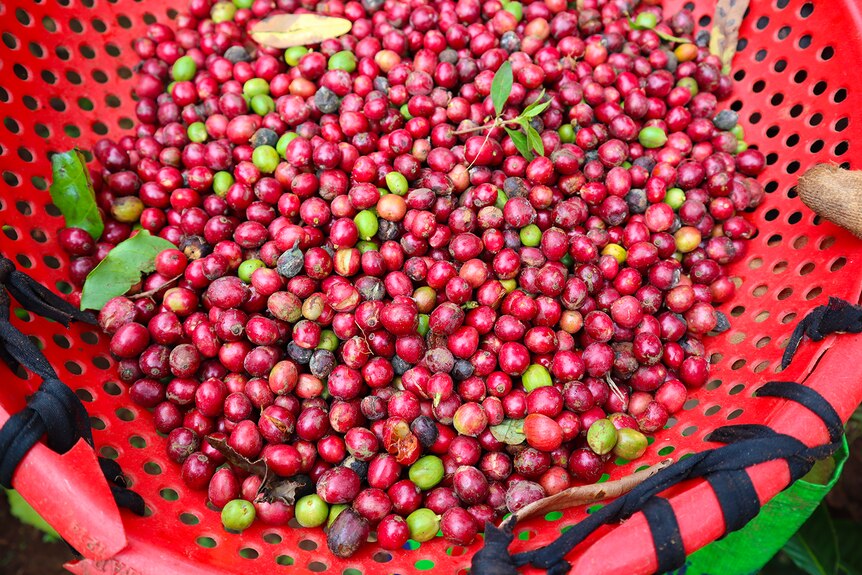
[510,459,673,524]
[205,436,269,478]
[259,475,314,505]
[709,0,751,74]
[250,14,352,49]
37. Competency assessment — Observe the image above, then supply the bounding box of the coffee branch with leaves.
[454,62,551,160]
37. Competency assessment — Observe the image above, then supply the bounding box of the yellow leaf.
[709,0,750,74]
[250,14,352,49]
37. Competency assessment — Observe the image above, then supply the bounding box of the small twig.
[508,458,674,524]
[129,274,181,299]
[605,374,627,406]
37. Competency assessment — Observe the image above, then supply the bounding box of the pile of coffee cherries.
[57,0,766,555]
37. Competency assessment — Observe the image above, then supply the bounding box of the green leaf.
[49,149,103,241]
[505,127,533,160]
[526,125,544,156]
[80,230,175,310]
[490,419,525,445]
[782,505,840,575]
[491,61,513,116]
[523,98,551,118]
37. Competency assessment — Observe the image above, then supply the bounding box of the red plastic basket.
[1,0,861,573]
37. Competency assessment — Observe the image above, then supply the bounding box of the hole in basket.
[777,287,793,301]
[197,537,217,549]
[704,405,721,416]
[730,305,745,317]
[100,446,118,459]
[116,407,136,421]
[76,388,94,402]
[798,34,812,49]
[180,513,200,525]
[792,236,808,249]
[781,312,797,324]
[129,435,147,448]
[834,141,849,156]
[706,379,722,390]
[104,381,122,395]
[729,332,745,344]
[298,539,318,551]
[81,331,100,345]
[830,257,847,272]
[263,533,282,545]
[835,118,849,132]
[373,552,393,563]
[799,262,815,276]
[809,113,823,127]
[729,384,746,396]
[240,548,259,560]
[727,409,744,420]
[748,257,763,269]
[731,359,746,370]
[275,555,294,566]
[754,311,770,323]
[754,361,770,373]
[308,562,328,572]
[681,425,698,437]
[772,261,788,274]
[65,361,83,375]
[160,488,178,501]
[805,287,823,300]
[767,234,782,247]
[90,416,106,430]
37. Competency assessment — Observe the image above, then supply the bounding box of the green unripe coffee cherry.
[252,145,280,174]
[250,94,275,116]
[736,141,749,153]
[172,55,197,82]
[327,503,349,528]
[522,364,552,392]
[677,76,699,96]
[503,1,523,21]
[558,123,575,143]
[238,259,265,283]
[500,278,517,292]
[587,419,618,455]
[354,210,379,240]
[213,171,234,197]
[295,494,329,527]
[406,508,440,542]
[409,456,444,490]
[634,11,658,29]
[243,78,270,98]
[731,124,745,140]
[328,50,357,72]
[356,240,378,253]
[284,46,309,66]
[560,253,574,268]
[638,126,668,149]
[233,0,253,8]
[221,499,256,531]
[613,428,649,460]
[318,329,339,351]
[495,190,509,210]
[385,171,409,196]
[664,187,686,210]
[211,1,236,22]
[187,121,208,143]
[417,314,430,336]
[276,132,297,157]
[519,224,542,246]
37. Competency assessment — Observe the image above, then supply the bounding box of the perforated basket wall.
[1,0,861,573]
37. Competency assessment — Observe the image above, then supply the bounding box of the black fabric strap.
[756,381,844,444]
[0,257,96,327]
[782,297,862,368]
[706,469,760,534]
[643,498,685,574]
